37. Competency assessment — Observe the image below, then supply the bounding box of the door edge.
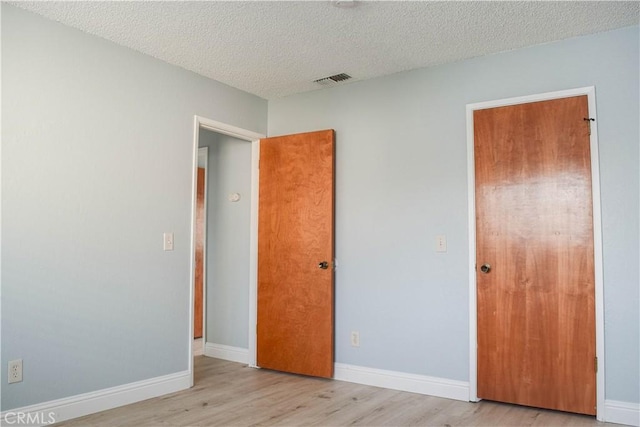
[465,87,605,419]
[197,147,209,344]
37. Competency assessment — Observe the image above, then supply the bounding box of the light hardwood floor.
[56,356,615,426]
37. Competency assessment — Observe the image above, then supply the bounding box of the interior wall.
[1,5,267,411]
[268,25,639,404]
[198,130,252,349]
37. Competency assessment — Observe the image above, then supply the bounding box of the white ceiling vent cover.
[314,73,352,86]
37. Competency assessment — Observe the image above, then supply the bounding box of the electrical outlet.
[8,359,22,384]
[350,331,360,347]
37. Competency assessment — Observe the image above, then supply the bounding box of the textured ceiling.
[10,1,640,99]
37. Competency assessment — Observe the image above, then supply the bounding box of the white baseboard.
[204,342,249,364]
[604,400,640,426]
[334,363,469,402]
[5,359,633,427]
[0,370,190,427]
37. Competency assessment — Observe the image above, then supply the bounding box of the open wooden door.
[257,129,335,378]
[194,167,205,339]
[474,96,596,415]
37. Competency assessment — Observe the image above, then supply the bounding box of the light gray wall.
[198,130,252,349]
[268,26,640,403]
[1,5,266,411]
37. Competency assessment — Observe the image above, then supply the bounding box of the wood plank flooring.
[56,356,614,426]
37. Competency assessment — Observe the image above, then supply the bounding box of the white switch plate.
[163,232,174,251]
[436,235,447,253]
[350,331,360,347]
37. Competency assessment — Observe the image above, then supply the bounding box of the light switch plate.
[163,232,174,251]
[436,235,447,253]
[350,331,360,347]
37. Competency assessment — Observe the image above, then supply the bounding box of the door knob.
[318,261,329,270]
[480,263,491,274]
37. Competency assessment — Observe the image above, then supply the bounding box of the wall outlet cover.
[8,359,22,384]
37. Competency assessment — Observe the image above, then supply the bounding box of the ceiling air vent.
[314,73,352,86]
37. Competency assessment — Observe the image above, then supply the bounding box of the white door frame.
[188,116,264,386]
[466,86,605,419]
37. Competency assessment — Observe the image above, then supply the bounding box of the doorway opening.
[188,117,264,386]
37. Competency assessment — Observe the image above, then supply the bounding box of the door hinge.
[584,117,595,135]
[595,356,598,373]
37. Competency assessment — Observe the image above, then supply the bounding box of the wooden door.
[475,96,596,415]
[194,167,205,339]
[257,129,335,378]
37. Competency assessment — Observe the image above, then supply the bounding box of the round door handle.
[318,261,329,270]
[480,263,491,274]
